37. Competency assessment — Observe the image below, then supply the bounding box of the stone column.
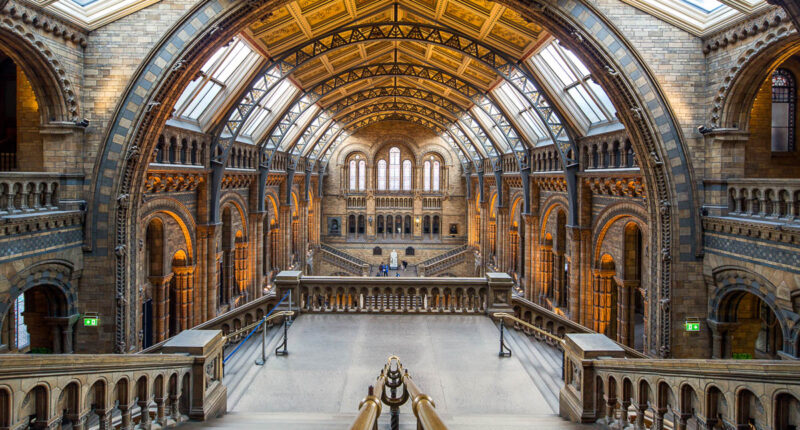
[495,206,508,271]
[250,211,265,299]
[707,319,737,358]
[540,246,553,304]
[138,398,152,429]
[653,407,666,430]
[479,200,490,276]
[155,396,167,426]
[298,198,309,272]
[279,206,293,269]
[234,240,248,301]
[149,274,173,342]
[119,404,132,430]
[635,404,647,430]
[198,223,218,321]
[96,410,112,430]
[616,280,636,347]
[592,269,615,335]
[173,266,195,331]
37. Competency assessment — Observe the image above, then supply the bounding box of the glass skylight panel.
[240,80,298,139]
[471,107,511,153]
[540,45,577,87]
[682,0,724,12]
[173,38,259,124]
[530,41,617,127]
[278,105,320,150]
[493,82,548,144]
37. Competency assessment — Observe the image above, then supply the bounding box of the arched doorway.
[716,289,784,359]
[623,222,645,351]
[3,284,71,353]
[0,50,46,171]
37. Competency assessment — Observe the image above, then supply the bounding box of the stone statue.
[390,249,399,269]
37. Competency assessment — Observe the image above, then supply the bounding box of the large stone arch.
[710,18,798,129]
[0,8,80,123]
[139,197,197,265]
[87,0,698,355]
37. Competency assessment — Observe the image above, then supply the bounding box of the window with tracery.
[402,160,412,191]
[772,68,796,152]
[358,160,366,191]
[349,160,357,191]
[377,160,387,190]
[423,160,431,191]
[432,161,440,192]
[389,147,400,191]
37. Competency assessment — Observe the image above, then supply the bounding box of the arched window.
[402,160,412,190]
[358,160,366,191]
[432,161,440,192]
[423,160,431,191]
[389,147,400,190]
[377,160,387,190]
[349,159,357,191]
[772,68,796,152]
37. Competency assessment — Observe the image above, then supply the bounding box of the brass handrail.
[348,361,390,430]
[493,312,565,345]
[402,370,449,430]
[223,311,294,342]
[349,356,448,430]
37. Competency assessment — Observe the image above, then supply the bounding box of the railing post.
[275,271,302,314]
[498,318,512,357]
[486,272,514,314]
[161,330,227,420]
[256,316,267,365]
[559,334,626,423]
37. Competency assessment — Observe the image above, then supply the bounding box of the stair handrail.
[222,310,294,343]
[493,312,565,345]
[400,367,448,430]
[348,362,390,430]
[223,290,290,364]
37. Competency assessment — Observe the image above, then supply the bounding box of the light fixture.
[415,217,420,225]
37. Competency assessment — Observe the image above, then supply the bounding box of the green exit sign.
[83,316,99,327]
[685,321,700,332]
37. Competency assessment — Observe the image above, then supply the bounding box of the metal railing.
[223,291,291,364]
[349,356,448,430]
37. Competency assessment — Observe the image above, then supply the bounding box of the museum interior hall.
[0,0,800,428]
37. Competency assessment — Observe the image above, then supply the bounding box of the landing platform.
[199,314,590,429]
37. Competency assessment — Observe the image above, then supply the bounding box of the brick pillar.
[523,214,538,302]
[198,224,218,321]
[479,200,489,276]
[234,240,248,301]
[280,206,293,269]
[250,212,265,299]
[495,206,507,271]
[298,198,309,272]
[540,246,553,304]
[149,275,173,342]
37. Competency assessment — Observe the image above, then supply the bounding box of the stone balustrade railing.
[274,271,514,315]
[418,245,471,277]
[0,172,84,217]
[511,296,645,358]
[0,330,226,429]
[726,178,800,221]
[560,333,800,430]
[319,243,370,276]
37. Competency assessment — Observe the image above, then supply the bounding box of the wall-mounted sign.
[684,318,700,332]
[83,313,99,327]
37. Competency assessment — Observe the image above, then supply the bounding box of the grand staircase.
[319,243,370,276]
[417,245,472,276]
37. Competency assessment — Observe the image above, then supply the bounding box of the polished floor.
[206,314,588,429]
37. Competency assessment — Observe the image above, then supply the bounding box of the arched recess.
[709,266,794,357]
[89,0,698,356]
[711,30,800,129]
[0,23,79,123]
[139,198,198,264]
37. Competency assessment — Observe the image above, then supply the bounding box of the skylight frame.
[172,38,263,132]
[491,82,550,147]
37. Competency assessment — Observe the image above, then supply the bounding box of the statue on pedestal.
[390,249,399,269]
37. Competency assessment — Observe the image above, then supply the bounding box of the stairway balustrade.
[560,333,800,430]
[417,245,471,276]
[0,330,226,429]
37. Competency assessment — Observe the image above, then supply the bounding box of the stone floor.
[199,314,591,429]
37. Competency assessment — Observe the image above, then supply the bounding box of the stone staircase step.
[500,324,564,413]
